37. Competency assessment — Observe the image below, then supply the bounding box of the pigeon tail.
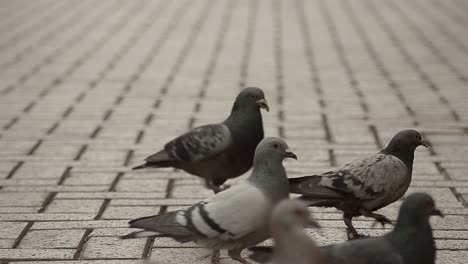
[127,211,198,239]
[289,175,322,194]
[296,196,341,208]
[132,150,177,170]
[120,230,163,239]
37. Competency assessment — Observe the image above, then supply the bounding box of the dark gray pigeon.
[133,87,269,193]
[249,192,443,264]
[122,137,296,264]
[270,200,327,264]
[289,129,429,239]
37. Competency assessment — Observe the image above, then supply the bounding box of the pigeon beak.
[284,149,298,160]
[420,139,430,148]
[430,208,444,217]
[257,98,269,112]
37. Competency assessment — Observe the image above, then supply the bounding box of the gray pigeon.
[122,137,296,264]
[289,129,429,239]
[270,200,326,264]
[249,192,443,264]
[133,87,269,193]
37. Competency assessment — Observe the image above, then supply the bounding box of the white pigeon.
[121,137,297,264]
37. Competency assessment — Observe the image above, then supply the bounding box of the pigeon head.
[382,129,429,167]
[396,192,443,228]
[385,129,429,151]
[254,137,297,164]
[272,200,320,230]
[232,87,269,112]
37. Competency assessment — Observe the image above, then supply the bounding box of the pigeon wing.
[147,124,232,163]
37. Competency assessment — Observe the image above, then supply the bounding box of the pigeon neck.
[248,160,290,201]
[381,144,415,172]
[225,102,263,127]
[388,217,436,264]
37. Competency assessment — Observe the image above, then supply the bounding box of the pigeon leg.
[343,213,364,240]
[228,249,251,264]
[211,249,220,264]
[359,209,394,227]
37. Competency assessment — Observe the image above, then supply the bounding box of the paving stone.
[101,205,160,220]
[0,248,75,259]
[64,173,117,186]
[115,178,168,193]
[149,248,211,264]
[82,237,146,259]
[0,192,49,207]
[31,220,128,230]
[56,192,166,199]
[19,229,86,249]
[46,199,104,214]
[0,222,28,239]
[0,238,14,248]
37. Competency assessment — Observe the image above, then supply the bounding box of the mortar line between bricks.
[72,229,93,260]
[428,0,468,28]
[0,0,89,71]
[22,0,152,161]
[125,0,195,145]
[366,0,459,122]
[295,0,328,132]
[411,0,468,57]
[0,0,99,88]
[11,222,33,249]
[82,0,171,144]
[318,0,370,118]
[386,0,467,111]
[369,125,383,149]
[239,0,259,89]
[272,0,286,138]
[443,0,468,24]
[5,161,24,180]
[391,0,468,81]
[191,0,237,130]
[0,0,74,53]
[0,0,46,35]
[342,0,417,125]
[0,0,127,136]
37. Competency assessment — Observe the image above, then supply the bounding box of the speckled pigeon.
[132,87,269,193]
[270,200,326,264]
[249,192,443,264]
[289,129,429,239]
[122,137,296,264]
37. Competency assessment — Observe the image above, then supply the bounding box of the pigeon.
[289,129,429,239]
[133,87,269,193]
[122,137,296,264]
[249,192,443,264]
[270,199,327,264]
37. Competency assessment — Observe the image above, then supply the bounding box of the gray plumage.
[133,87,269,193]
[249,192,443,264]
[271,200,327,264]
[122,137,297,264]
[289,129,429,238]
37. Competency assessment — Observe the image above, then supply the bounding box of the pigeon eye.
[250,95,257,100]
[273,144,279,149]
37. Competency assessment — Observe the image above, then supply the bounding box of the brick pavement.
[0,0,468,263]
